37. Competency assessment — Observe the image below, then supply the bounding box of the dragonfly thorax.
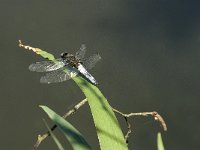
[61,52,81,68]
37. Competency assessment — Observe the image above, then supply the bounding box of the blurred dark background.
[1,0,200,149]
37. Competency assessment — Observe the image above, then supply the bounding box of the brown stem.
[113,108,167,144]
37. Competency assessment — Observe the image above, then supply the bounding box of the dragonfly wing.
[40,67,78,83]
[75,44,86,60]
[83,54,101,70]
[29,59,65,72]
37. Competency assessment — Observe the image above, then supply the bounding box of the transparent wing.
[75,44,86,60]
[83,54,101,70]
[40,67,78,83]
[29,58,65,72]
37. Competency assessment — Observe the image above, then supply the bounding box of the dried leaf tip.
[18,40,38,52]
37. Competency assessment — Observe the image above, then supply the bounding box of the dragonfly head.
[60,52,68,59]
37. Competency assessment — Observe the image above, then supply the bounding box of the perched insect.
[29,45,101,85]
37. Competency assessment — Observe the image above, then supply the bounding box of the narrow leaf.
[40,105,92,150]
[43,119,65,150]
[74,76,128,150]
[157,132,165,150]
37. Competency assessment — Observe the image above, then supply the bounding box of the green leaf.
[43,119,65,150]
[73,76,128,150]
[157,132,165,150]
[40,105,92,150]
[36,49,55,60]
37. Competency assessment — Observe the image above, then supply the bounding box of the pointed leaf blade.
[40,105,92,150]
[157,132,165,150]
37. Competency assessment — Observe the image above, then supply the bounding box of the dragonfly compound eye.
[61,52,68,59]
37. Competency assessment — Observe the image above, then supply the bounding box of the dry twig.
[113,108,167,143]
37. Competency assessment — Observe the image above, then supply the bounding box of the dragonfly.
[29,45,101,85]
